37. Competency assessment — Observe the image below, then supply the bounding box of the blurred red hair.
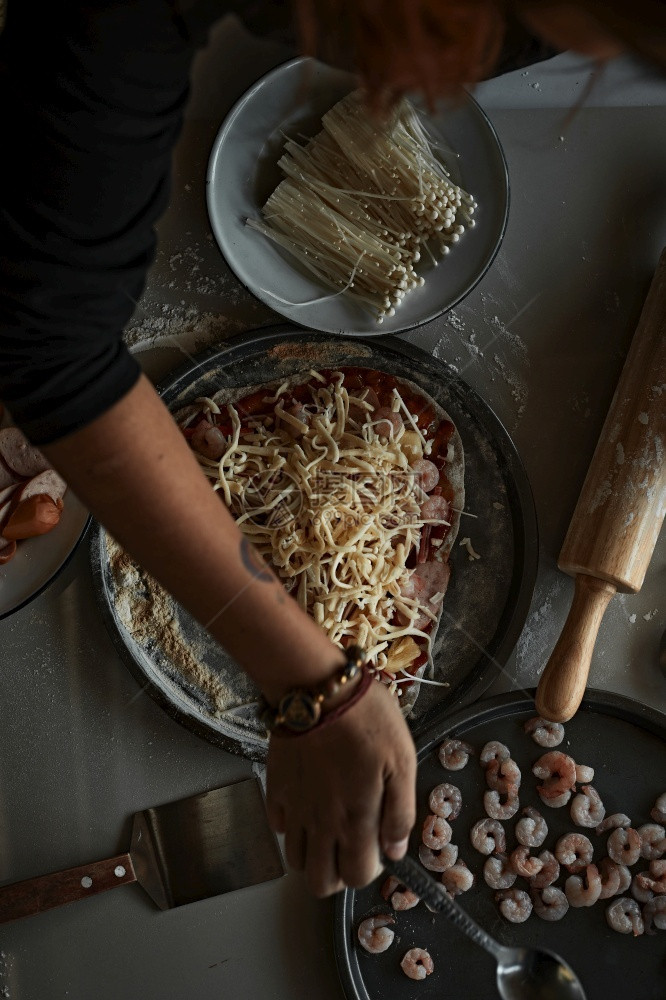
[294,0,666,106]
[295,0,506,106]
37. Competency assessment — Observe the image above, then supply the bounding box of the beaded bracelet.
[260,646,371,737]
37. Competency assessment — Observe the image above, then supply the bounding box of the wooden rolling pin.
[535,249,666,722]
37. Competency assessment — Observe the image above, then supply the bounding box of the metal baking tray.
[90,326,538,759]
[334,688,666,1000]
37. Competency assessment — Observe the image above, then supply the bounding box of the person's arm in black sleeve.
[0,0,194,443]
[0,1,418,898]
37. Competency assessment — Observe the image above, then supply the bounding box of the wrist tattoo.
[240,537,274,583]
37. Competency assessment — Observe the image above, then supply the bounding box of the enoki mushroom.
[247,91,477,322]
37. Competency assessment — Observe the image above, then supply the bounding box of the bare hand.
[265,680,417,897]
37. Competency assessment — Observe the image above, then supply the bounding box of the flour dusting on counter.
[515,575,566,682]
[124,304,243,355]
[432,292,530,430]
[0,951,12,1000]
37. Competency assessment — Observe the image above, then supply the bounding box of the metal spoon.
[384,853,587,1000]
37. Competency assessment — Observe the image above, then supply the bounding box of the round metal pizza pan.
[334,688,666,1000]
[90,325,538,759]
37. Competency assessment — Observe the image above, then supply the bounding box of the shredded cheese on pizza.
[191,372,452,676]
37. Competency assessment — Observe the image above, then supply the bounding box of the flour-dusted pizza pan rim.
[90,326,538,760]
[206,57,510,336]
[334,688,666,1000]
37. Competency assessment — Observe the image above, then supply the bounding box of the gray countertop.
[1,16,665,1000]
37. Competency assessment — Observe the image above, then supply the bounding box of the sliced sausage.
[411,459,439,493]
[349,387,380,414]
[2,494,61,540]
[0,428,50,478]
[373,407,403,439]
[15,470,67,506]
[0,538,17,564]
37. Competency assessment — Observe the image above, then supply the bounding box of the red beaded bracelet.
[260,647,373,738]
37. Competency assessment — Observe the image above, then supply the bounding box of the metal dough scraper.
[0,777,285,923]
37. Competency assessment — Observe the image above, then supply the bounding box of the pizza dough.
[178,366,465,715]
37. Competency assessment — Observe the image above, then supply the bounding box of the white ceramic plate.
[207,57,509,336]
[0,485,89,620]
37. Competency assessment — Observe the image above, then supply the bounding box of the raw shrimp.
[606,897,644,936]
[637,823,666,860]
[358,913,396,953]
[532,751,577,801]
[400,948,434,981]
[392,890,421,912]
[570,785,605,828]
[419,843,458,872]
[470,819,506,856]
[607,827,641,866]
[596,813,631,835]
[485,758,521,795]
[422,814,452,850]
[650,792,666,825]
[616,864,633,894]
[515,806,548,848]
[565,864,602,907]
[441,861,474,897]
[643,896,666,933]
[380,877,420,911]
[538,788,572,809]
[598,858,624,899]
[428,783,462,820]
[524,716,564,748]
[531,886,569,921]
[483,855,517,890]
[438,738,474,771]
[484,790,520,821]
[510,846,544,879]
[529,851,560,889]
[479,741,510,766]
[191,419,227,460]
[631,873,654,905]
[575,764,595,783]
[420,495,450,523]
[496,888,533,923]
[635,860,666,895]
[555,832,594,873]
[396,565,447,632]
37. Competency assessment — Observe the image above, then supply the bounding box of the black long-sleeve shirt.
[0,0,214,443]
[0,1,555,445]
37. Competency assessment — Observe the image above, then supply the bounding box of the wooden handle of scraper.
[536,250,666,722]
[0,853,136,923]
